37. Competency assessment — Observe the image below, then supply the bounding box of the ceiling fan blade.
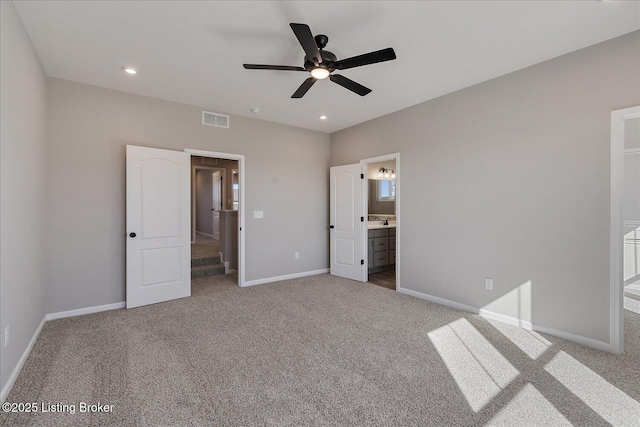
[243,64,306,71]
[291,77,317,98]
[334,48,396,70]
[290,23,322,65]
[329,74,372,96]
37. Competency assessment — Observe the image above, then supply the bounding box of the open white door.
[330,164,364,281]
[126,145,191,308]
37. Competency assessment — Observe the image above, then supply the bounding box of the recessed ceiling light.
[319,115,327,120]
[250,107,261,114]
[122,66,137,75]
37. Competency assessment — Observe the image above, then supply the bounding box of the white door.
[212,171,222,240]
[330,164,364,281]
[126,145,191,308]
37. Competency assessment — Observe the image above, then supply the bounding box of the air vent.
[202,111,229,128]
[202,157,218,165]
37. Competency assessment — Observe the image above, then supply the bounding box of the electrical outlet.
[4,326,8,347]
[485,278,493,290]
[295,252,300,260]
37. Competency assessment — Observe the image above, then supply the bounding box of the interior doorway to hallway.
[187,149,245,287]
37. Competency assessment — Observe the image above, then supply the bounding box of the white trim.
[360,153,400,289]
[478,309,533,330]
[185,149,246,287]
[610,106,640,355]
[479,309,610,352]
[2,301,127,402]
[0,316,46,403]
[46,302,125,321]
[624,220,640,228]
[242,269,329,288]
[625,148,640,156]
[533,324,611,353]
[399,286,613,352]
[396,286,479,314]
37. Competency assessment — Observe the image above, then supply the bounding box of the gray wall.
[45,78,330,313]
[331,31,640,343]
[195,169,214,235]
[0,1,48,395]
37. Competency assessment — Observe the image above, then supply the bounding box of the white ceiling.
[13,1,640,133]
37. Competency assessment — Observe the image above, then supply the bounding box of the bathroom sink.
[367,221,396,229]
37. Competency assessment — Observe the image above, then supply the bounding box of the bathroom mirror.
[368,179,395,215]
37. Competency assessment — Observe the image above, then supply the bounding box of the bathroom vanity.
[367,220,396,273]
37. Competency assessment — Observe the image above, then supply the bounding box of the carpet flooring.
[192,234,220,259]
[1,273,639,426]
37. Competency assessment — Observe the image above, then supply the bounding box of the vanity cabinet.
[368,227,396,273]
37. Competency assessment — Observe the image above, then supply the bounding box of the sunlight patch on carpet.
[485,318,551,360]
[486,383,571,426]
[428,318,519,412]
[624,296,640,314]
[545,351,640,426]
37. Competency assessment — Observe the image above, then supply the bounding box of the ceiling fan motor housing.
[304,50,337,72]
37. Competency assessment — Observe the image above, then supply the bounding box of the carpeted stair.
[191,254,226,279]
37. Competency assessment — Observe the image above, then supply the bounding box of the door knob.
[129,232,137,238]
[330,225,335,229]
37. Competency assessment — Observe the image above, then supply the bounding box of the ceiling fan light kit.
[310,67,330,79]
[243,23,396,99]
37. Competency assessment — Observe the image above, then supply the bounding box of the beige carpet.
[192,233,220,259]
[1,273,639,426]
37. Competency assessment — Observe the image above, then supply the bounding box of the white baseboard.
[533,324,612,353]
[478,309,533,330]
[0,316,46,403]
[46,302,125,321]
[480,310,612,352]
[242,269,329,287]
[1,301,126,402]
[397,287,613,353]
[396,286,479,314]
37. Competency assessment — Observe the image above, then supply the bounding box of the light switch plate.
[254,210,264,219]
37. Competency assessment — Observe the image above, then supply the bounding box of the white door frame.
[610,105,640,354]
[360,153,400,290]
[186,149,245,287]
[192,166,226,241]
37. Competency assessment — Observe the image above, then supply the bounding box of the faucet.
[384,218,389,226]
[374,216,380,221]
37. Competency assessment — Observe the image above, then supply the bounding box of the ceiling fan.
[243,23,396,98]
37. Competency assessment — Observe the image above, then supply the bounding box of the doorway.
[361,154,400,291]
[328,153,400,288]
[187,149,245,287]
[193,166,226,242]
[610,106,640,354]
